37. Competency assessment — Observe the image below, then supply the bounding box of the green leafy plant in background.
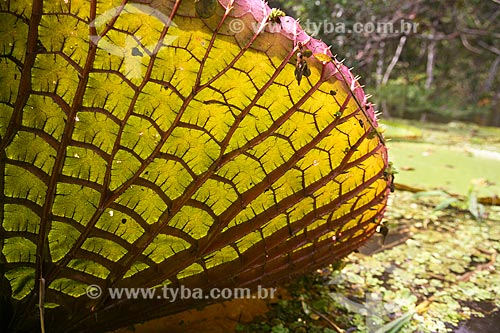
[376,77,490,122]
[0,0,390,332]
[412,181,488,222]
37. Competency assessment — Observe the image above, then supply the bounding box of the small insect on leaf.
[383,162,397,192]
[390,177,396,192]
[294,57,311,85]
[376,225,389,244]
[295,44,312,85]
[294,61,311,85]
[313,53,331,63]
[384,162,398,176]
[268,8,286,24]
[195,0,217,19]
[377,225,389,237]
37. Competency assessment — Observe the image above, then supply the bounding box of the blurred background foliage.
[269,0,500,125]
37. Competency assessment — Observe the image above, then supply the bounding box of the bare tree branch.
[484,55,500,92]
[425,30,436,89]
[382,35,407,85]
[458,27,500,39]
[478,41,500,56]
[460,34,483,54]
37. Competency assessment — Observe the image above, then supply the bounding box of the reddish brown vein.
[0,0,43,151]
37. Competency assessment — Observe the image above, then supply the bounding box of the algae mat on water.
[380,119,500,198]
[388,141,500,197]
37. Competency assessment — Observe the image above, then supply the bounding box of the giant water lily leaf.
[0,0,390,332]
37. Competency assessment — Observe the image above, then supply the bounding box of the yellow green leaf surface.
[0,0,390,331]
